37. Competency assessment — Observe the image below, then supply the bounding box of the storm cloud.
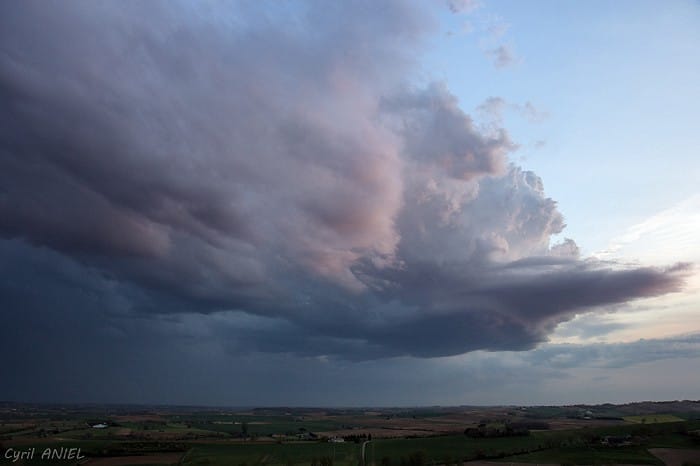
[0,0,691,374]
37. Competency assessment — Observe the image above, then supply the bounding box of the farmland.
[623,415,686,424]
[1,401,700,465]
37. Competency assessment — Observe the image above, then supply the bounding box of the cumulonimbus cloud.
[0,1,691,361]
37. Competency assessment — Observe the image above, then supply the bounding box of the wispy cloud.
[487,44,518,68]
[527,334,700,369]
[477,97,549,123]
[446,0,481,15]
[595,194,700,264]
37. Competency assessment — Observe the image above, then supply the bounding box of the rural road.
[361,440,371,466]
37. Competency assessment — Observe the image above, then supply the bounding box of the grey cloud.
[0,0,427,295]
[521,102,549,122]
[487,45,517,68]
[331,260,689,359]
[383,83,513,181]
[553,314,628,339]
[484,17,510,39]
[477,97,508,121]
[0,0,692,372]
[446,0,481,14]
[550,239,580,258]
[526,334,700,369]
[477,97,548,123]
[109,257,690,361]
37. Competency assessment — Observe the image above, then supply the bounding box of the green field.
[182,442,361,466]
[496,445,663,465]
[623,414,685,424]
[370,431,590,464]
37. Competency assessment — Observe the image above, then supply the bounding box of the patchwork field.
[1,401,700,466]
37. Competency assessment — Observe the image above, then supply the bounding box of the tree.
[241,422,249,438]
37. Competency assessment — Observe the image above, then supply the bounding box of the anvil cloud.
[0,0,690,374]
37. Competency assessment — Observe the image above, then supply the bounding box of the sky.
[0,0,699,406]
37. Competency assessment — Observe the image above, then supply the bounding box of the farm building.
[601,435,632,447]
